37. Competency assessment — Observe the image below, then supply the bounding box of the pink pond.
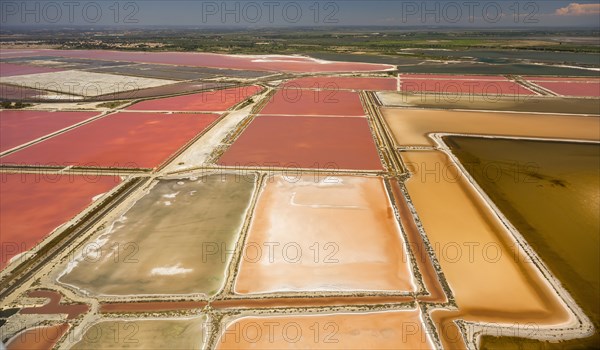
[282,76,398,91]
[0,62,64,77]
[259,89,365,116]
[0,112,220,168]
[0,110,99,152]
[0,49,394,73]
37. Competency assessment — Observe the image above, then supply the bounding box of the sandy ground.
[0,70,175,97]
[381,108,600,147]
[217,309,434,349]
[58,174,256,297]
[70,317,206,349]
[234,175,415,294]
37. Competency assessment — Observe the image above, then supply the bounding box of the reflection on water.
[446,136,600,348]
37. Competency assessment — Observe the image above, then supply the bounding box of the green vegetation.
[96,100,128,109]
[0,101,32,109]
[235,97,255,110]
[2,28,599,56]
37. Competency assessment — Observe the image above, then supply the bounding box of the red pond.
[531,81,600,97]
[218,115,383,170]
[0,173,120,270]
[0,110,99,152]
[127,85,262,111]
[0,49,394,73]
[260,89,366,116]
[20,290,89,319]
[0,112,220,168]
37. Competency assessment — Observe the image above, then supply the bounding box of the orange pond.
[234,175,414,294]
[217,309,433,349]
[259,89,366,116]
[218,116,383,170]
[0,173,120,270]
[380,108,600,147]
[402,151,571,347]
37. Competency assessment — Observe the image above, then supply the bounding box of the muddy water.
[71,317,206,349]
[381,108,600,147]
[234,175,414,294]
[402,151,571,345]
[59,174,256,296]
[6,323,70,350]
[20,290,88,319]
[446,136,600,347]
[217,309,433,349]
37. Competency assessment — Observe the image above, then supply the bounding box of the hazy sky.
[2,1,600,28]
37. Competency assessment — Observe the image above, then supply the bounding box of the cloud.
[556,3,600,16]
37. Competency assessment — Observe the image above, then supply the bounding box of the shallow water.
[59,174,256,296]
[217,310,433,349]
